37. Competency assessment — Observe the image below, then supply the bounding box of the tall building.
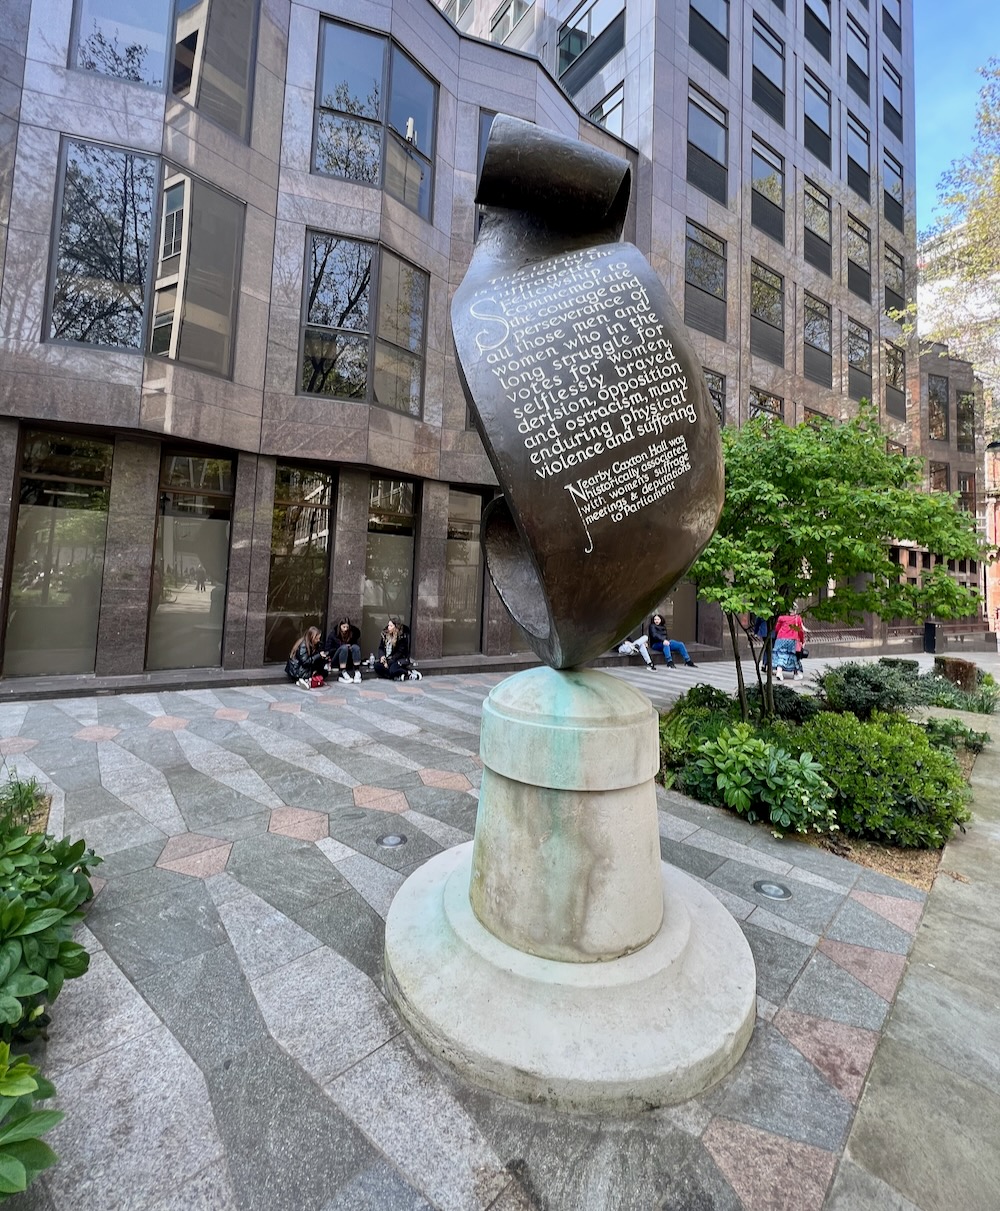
[0,0,916,683]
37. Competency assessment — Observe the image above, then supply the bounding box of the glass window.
[804,179,831,239]
[847,214,871,271]
[685,221,726,297]
[928,374,949,441]
[589,82,624,138]
[170,0,257,139]
[957,391,976,453]
[149,168,244,376]
[804,71,831,135]
[884,0,901,19]
[846,17,868,74]
[443,489,485,655]
[848,319,872,372]
[749,388,783,419]
[72,0,172,87]
[805,0,830,30]
[804,294,831,353]
[490,0,531,42]
[885,341,905,389]
[558,0,624,74]
[362,477,415,656]
[928,461,949,493]
[958,472,976,513]
[752,19,783,87]
[750,261,783,329]
[691,0,728,34]
[703,369,725,423]
[265,465,334,663]
[146,450,234,671]
[847,114,869,170]
[885,244,905,302]
[314,21,437,219]
[751,138,783,207]
[886,439,906,456]
[3,431,113,676]
[884,150,903,203]
[883,60,902,115]
[687,88,727,163]
[49,139,157,350]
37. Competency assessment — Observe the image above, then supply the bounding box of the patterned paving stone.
[819,938,908,1002]
[703,1117,837,1211]
[214,707,250,721]
[850,887,924,933]
[418,767,473,791]
[353,785,409,813]
[268,806,328,841]
[357,689,387,699]
[73,725,121,742]
[773,1007,878,1103]
[269,701,301,714]
[0,736,37,754]
[148,715,190,731]
[157,834,234,879]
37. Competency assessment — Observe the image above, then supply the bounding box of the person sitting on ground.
[647,613,697,668]
[374,617,421,681]
[326,617,363,683]
[285,626,327,690]
[771,612,805,682]
[616,631,656,671]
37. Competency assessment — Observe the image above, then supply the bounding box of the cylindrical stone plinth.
[469,666,662,961]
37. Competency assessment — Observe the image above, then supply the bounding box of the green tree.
[688,408,989,718]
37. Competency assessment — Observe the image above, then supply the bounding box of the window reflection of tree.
[77,27,161,86]
[302,235,372,396]
[50,142,156,349]
[314,82,383,185]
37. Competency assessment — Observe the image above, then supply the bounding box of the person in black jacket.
[326,617,363,683]
[285,627,327,689]
[647,613,697,668]
[374,617,421,680]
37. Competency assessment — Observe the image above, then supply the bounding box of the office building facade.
[0,0,917,681]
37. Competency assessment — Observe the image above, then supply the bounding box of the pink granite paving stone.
[773,1007,879,1103]
[849,888,924,934]
[148,715,189,731]
[353,785,409,814]
[157,833,232,866]
[0,737,38,755]
[703,1117,837,1211]
[418,768,473,791]
[269,701,301,714]
[72,725,121,742]
[214,707,249,721]
[268,807,328,842]
[818,938,907,1002]
[159,845,233,879]
[358,689,387,700]
[396,686,425,695]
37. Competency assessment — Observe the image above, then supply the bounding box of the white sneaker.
[409,669,422,681]
[793,671,804,680]
[339,671,351,683]
[353,670,361,683]
[774,666,784,682]
[296,678,310,690]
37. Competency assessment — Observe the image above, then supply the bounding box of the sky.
[913,0,999,234]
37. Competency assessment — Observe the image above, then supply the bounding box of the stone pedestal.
[384,667,755,1111]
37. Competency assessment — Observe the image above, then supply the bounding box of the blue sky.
[913,0,998,234]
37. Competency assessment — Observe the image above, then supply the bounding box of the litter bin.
[923,621,938,654]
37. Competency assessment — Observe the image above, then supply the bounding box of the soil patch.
[27,794,52,835]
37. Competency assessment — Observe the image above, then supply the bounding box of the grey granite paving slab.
[715,1021,854,1152]
[825,897,916,955]
[401,807,472,848]
[681,830,795,876]
[320,1161,434,1211]
[707,858,848,934]
[257,768,358,810]
[661,838,728,879]
[59,784,138,830]
[324,851,406,919]
[205,1040,377,1211]
[785,953,891,1032]
[295,886,387,985]
[162,768,275,830]
[198,810,272,841]
[113,726,191,772]
[216,888,322,979]
[912,905,1000,999]
[824,1158,920,1211]
[327,812,444,871]
[97,742,187,835]
[921,861,1000,925]
[173,726,286,807]
[658,1147,743,1211]
[739,921,814,1005]
[850,867,928,901]
[745,905,819,946]
[658,812,701,843]
[236,718,359,786]
[65,808,166,858]
[90,838,168,881]
[144,1162,239,1211]
[24,741,102,792]
[847,1037,1000,1211]
[225,832,349,916]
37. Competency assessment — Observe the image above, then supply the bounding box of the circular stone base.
[384,843,756,1112]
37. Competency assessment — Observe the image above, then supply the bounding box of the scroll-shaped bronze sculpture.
[452,116,724,669]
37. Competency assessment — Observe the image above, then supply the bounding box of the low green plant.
[0,1042,62,1198]
[659,705,734,773]
[0,832,100,1042]
[921,716,991,755]
[908,672,999,714]
[745,684,822,724]
[878,657,920,676]
[675,684,738,714]
[680,723,837,836]
[797,711,971,848]
[817,661,911,720]
[0,767,41,836]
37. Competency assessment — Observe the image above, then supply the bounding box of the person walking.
[647,613,697,668]
[771,612,806,681]
[285,626,327,689]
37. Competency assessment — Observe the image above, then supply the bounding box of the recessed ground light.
[753,880,792,900]
[377,834,407,848]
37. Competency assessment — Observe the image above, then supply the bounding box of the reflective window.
[589,82,624,138]
[170,0,258,139]
[883,59,902,115]
[957,391,976,453]
[558,0,623,74]
[929,461,949,492]
[265,465,334,663]
[146,450,233,670]
[750,261,783,329]
[751,138,783,207]
[490,0,531,43]
[149,168,244,376]
[752,19,783,88]
[848,319,872,371]
[362,478,415,655]
[958,471,976,512]
[846,16,868,76]
[3,431,113,676]
[688,88,727,163]
[805,0,830,29]
[314,20,437,219]
[703,369,726,424]
[804,180,831,239]
[49,139,156,350]
[749,388,783,419]
[685,222,726,298]
[847,114,869,171]
[804,294,831,353]
[804,71,831,134]
[885,341,905,389]
[300,234,427,415]
[928,374,949,441]
[884,150,904,202]
[73,0,172,87]
[691,0,728,34]
[443,489,485,655]
[884,244,905,305]
[847,215,871,271]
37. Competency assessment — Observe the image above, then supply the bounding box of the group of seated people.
[285,616,421,689]
[617,613,697,671]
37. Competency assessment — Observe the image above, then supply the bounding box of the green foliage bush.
[679,723,837,836]
[0,831,99,1042]
[745,684,822,725]
[817,661,911,721]
[921,716,990,755]
[796,711,971,847]
[0,1043,62,1199]
[0,770,41,837]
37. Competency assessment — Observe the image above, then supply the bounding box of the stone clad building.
[0,0,918,682]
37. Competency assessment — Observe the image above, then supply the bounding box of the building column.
[222,452,261,670]
[243,455,275,667]
[0,418,20,642]
[95,436,160,677]
[413,480,449,659]
[327,468,369,631]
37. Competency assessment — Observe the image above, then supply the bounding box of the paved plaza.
[1,654,998,1210]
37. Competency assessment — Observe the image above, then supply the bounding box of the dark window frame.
[927,373,949,442]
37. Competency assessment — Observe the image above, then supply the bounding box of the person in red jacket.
[772,613,805,681]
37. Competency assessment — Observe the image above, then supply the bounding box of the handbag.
[799,647,810,660]
[310,674,325,688]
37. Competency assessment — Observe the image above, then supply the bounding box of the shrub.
[659,706,734,773]
[745,684,822,725]
[0,832,100,1042]
[0,1042,62,1198]
[679,723,837,836]
[0,770,41,837]
[797,711,971,848]
[817,661,911,721]
[879,657,920,676]
[909,672,999,715]
[675,684,737,714]
[921,717,990,755]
